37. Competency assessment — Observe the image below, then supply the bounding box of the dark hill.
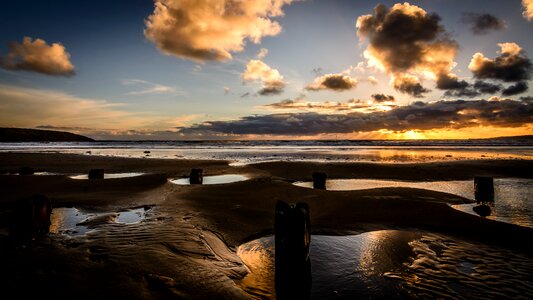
[0,128,94,142]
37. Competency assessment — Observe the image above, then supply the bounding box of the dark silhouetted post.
[11,194,52,236]
[190,168,203,184]
[275,200,311,300]
[18,166,34,175]
[474,176,494,203]
[89,169,104,179]
[473,204,491,217]
[312,172,327,190]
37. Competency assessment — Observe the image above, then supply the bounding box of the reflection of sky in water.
[50,207,149,236]
[1,143,531,165]
[170,174,249,185]
[69,172,144,180]
[237,230,533,299]
[116,208,146,224]
[294,179,533,228]
[49,207,93,236]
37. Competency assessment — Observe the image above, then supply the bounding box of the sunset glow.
[0,1,531,140]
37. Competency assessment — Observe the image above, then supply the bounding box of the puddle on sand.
[294,179,473,199]
[50,206,151,236]
[236,230,533,300]
[294,178,533,228]
[116,208,148,224]
[50,207,94,236]
[170,174,249,185]
[69,172,145,180]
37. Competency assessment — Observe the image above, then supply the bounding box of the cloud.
[469,42,533,82]
[257,48,269,59]
[524,0,533,21]
[0,37,74,76]
[473,80,502,94]
[502,81,529,96]
[393,74,430,98]
[179,99,533,135]
[0,84,199,132]
[305,73,358,92]
[122,79,183,96]
[371,94,395,103]
[367,76,379,85]
[356,3,458,97]
[461,13,505,34]
[144,0,294,62]
[521,96,533,103]
[442,80,506,99]
[263,98,374,112]
[242,59,286,95]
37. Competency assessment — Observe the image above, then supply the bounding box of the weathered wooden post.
[11,194,52,236]
[312,172,327,190]
[18,166,34,175]
[89,169,105,179]
[189,168,203,184]
[275,200,312,300]
[474,176,494,203]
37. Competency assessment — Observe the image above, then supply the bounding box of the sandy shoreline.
[1,153,533,299]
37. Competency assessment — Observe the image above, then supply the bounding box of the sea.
[0,139,532,165]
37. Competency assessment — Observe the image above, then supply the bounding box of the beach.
[1,152,533,299]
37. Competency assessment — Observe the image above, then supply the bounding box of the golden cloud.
[305,73,358,91]
[0,84,200,131]
[469,42,532,82]
[242,59,286,95]
[524,0,533,21]
[144,0,294,62]
[0,37,75,76]
[356,3,458,97]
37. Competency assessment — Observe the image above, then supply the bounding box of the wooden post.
[189,168,203,184]
[275,200,312,300]
[89,169,105,179]
[474,176,494,202]
[11,194,52,236]
[18,166,34,176]
[312,172,327,190]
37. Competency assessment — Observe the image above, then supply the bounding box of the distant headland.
[0,128,94,142]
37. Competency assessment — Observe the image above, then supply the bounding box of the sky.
[0,0,532,140]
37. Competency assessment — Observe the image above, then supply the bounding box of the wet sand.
[1,153,533,299]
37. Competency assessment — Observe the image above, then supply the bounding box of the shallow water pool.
[294,178,533,228]
[69,172,145,180]
[170,174,249,185]
[50,206,151,236]
[237,230,533,299]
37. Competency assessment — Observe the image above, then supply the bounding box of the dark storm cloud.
[441,78,503,98]
[444,87,479,98]
[371,94,395,102]
[502,81,529,96]
[469,43,533,82]
[436,73,469,90]
[461,13,506,35]
[520,96,533,103]
[356,3,459,97]
[178,99,533,135]
[393,76,430,98]
[305,74,358,92]
[474,80,502,94]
